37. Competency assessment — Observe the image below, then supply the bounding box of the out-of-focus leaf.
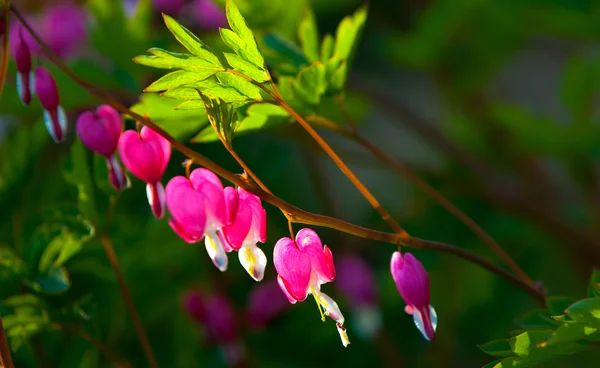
[1,294,43,310]
[560,56,600,121]
[37,227,92,274]
[192,103,289,143]
[292,62,326,105]
[131,93,208,140]
[479,339,515,357]
[62,141,99,227]
[263,32,309,73]
[224,53,269,82]
[34,266,71,294]
[565,297,600,327]
[299,8,320,63]
[541,323,599,347]
[333,5,367,62]
[3,310,50,351]
[162,14,221,65]
[588,269,600,298]
[547,296,578,315]
[223,0,264,67]
[0,246,27,281]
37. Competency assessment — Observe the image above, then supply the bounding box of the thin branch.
[9,4,546,304]
[0,314,14,368]
[99,235,159,368]
[306,114,536,288]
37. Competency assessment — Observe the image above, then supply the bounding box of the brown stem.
[0,314,14,368]
[99,235,159,368]
[307,114,536,288]
[223,142,272,195]
[9,4,546,303]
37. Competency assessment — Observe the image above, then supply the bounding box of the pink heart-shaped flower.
[118,126,171,183]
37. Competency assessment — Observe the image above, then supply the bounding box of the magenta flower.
[35,66,67,143]
[182,290,246,366]
[336,254,382,340]
[40,3,87,59]
[273,228,349,347]
[153,0,186,15]
[9,18,41,57]
[76,105,129,190]
[118,126,171,218]
[390,251,437,341]
[192,0,228,30]
[165,168,230,270]
[246,279,289,330]
[14,26,34,106]
[220,187,267,281]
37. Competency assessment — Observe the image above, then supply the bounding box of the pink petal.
[118,127,171,183]
[40,3,87,59]
[165,176,207,241]
[239,188,267,244]
[273,237,311,302]
[390,252,430,307]
[106,155,129,190]
[76,105,122,156]
[223,187,239,226]
[296,228,335,284]
[43,106,67,143]
[189,168,226,229]
[221,201,252,251]
[14,26,32,74]
[35,66,59,110]
[146,181,165,219]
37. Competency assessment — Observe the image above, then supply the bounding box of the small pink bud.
[76,105,123,157]
[9,18,40,57]
[390,252,437,341]
[246,279,289,330]
[14,26,34,106]
[192,0,227,30]
[118,126,171,218]
[35,66,67,143]
[40,4,87,59]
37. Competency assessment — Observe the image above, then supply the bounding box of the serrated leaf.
[510,330,554,357]
[0,246,27,281]
[224,53,269,82]
[325,57,347,92]
[162,14,221,65]
[479,339,515,358]
[299,7,320,63]
[224,0,264,67]
[209,72,262,101]
[174,100,207,110]
[333,5,367,62]
[145,70,219,92]
[134,48,223,71]
[192,103,289,143]
[292,62,326,105]
[131,93,209,140]
[277,76,312,114]
[547,296,578,315]
[588,269,600,298]
[34,266,71,294]
[320,34,334,61]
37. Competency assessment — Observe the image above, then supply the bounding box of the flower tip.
[205,232,229,272]
[146,182,166,218]
[43,106,67,143]
[336,323,350,347]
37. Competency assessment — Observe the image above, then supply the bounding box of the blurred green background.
[2,0,600,366]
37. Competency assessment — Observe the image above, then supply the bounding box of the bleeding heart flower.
[40,3,87,59]
[220,187,267,281]
[118,126,171,218]
[391,251,437,341]
[35,66,67,143]
[246,279,289,330]
[14,26,34,106]
[165,168,230,270]
[76,105,129,190]
[273,228,349,347]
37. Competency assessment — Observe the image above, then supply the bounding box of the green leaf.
[566,297,600,327]
[588,269,600,298]
[224,0,264,67]
[34,266,71,294]
[161,87,202,100]
[3,311,50,351]
[134,48,224,71]
[325,57,348,92]
[174,100,207,110]
[131,93,208,140]
[2,294,43,310]
[145,70,218,92]
[509,330,554,357]
[515,309,559,330]
[482,359,503,368]
[63,140,99,227]
[292,62,326,105]
[333,5,367,62]
[263,32,309,72]
[479,339,515,358]
[37,230,89,274]
[541,323,599,347]
[224,53,269,82]
[162,14,221,65]
[320,34,334,61]
[299,7,320,63]
[192,103,289,143]
[196,73,262,102]
[0,246,27,281]
[546,296,578,315]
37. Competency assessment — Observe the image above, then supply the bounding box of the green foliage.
[481,270,600,367]
[0,246,27,281]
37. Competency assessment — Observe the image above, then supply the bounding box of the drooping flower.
[118,126,171,218]
[76,105,129,190]
[14,26,34,106]
[192,0,228,30]
[165,168,230,270]
[182,290,246,367]
[9,17,41,57]
[390,251,437,341]
[35,66,67,143]
[220,187,267,281]
[273,228,350,347]
[336,254,382,340]
[39,3,87,59]
[153,0,186,15]
[246,279,289,330]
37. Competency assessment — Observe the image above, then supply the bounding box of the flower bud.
[14,26,34,106]
[35,66,67,143]
[40,3,87,59]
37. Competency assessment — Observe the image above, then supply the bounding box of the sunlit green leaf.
[299,8,320,63]
[145,70,218,92]
[174,100,207,110]
[541,323,599,347]
[3,311,50,351]
[292,62,326,105]
[479,339,515,358]
[333,5,367,62]
[2,294,43,310]
[566,297,600,327]
[320,34,334,61]
[162,14,222,65]
[224,53,269,82]
[133,48,224,71]
[224,0,264,67]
